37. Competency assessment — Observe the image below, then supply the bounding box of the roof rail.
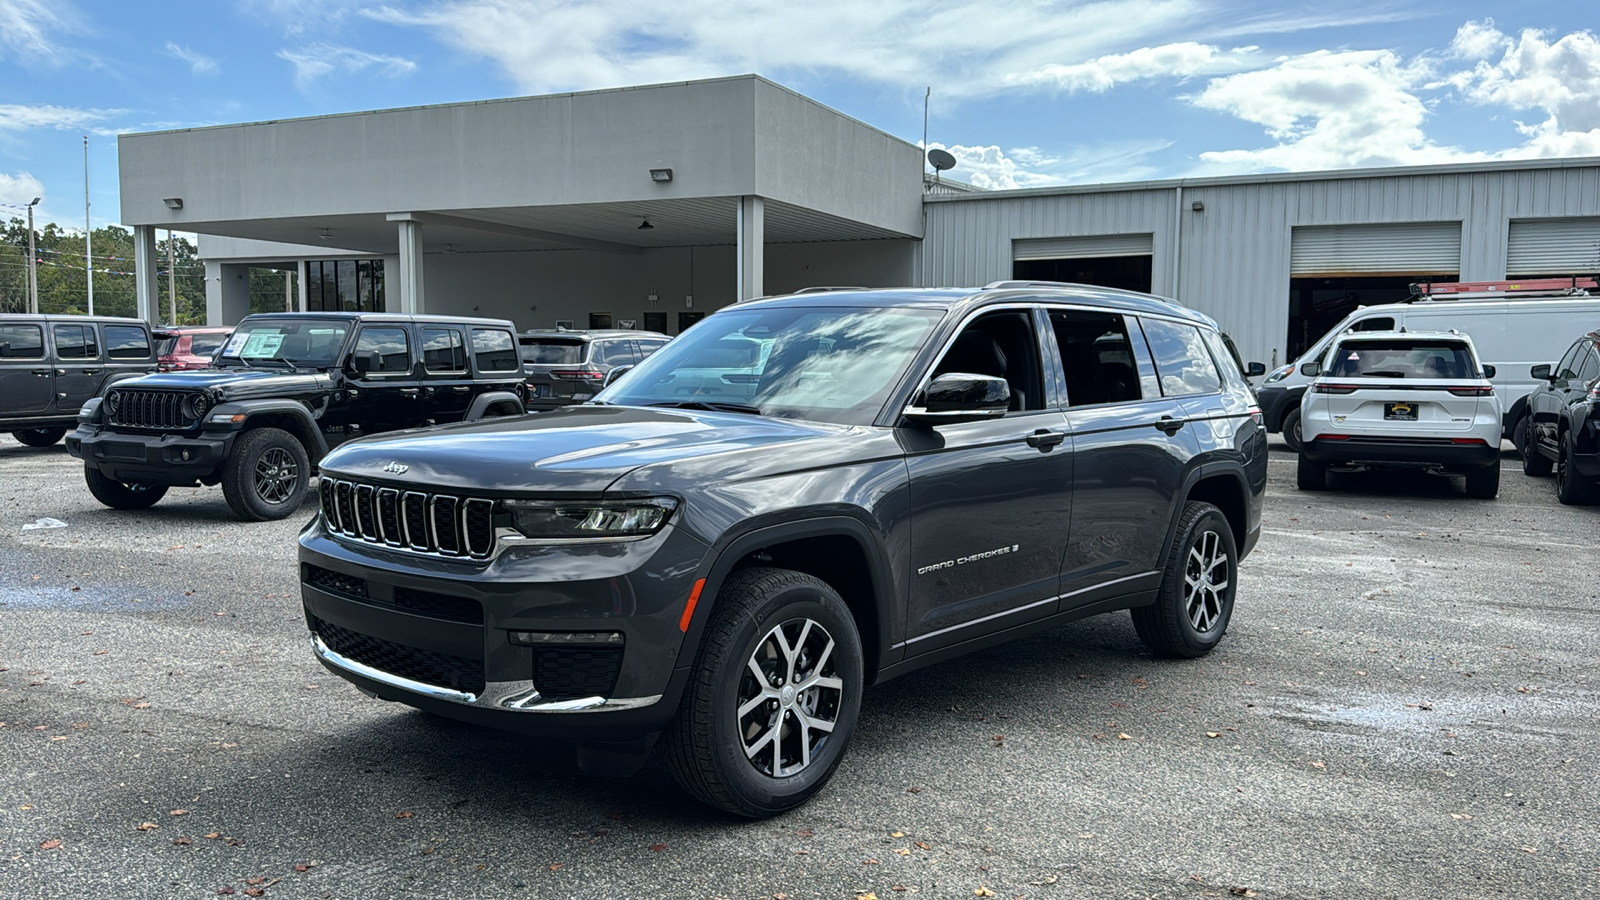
[1407,276,1598,301]
[790,286,870,294]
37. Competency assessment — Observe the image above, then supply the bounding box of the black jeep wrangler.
[298,284,1267,816]
[67,313,525,521]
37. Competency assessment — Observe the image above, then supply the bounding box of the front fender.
[205,398,330,458]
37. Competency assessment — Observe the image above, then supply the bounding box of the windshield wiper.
[647,400,764,416]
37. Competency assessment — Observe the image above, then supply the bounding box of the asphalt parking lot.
[1,433,1597,900]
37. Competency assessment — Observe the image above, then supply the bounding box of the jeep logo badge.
[382,462,409,475]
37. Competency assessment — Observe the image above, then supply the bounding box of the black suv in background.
[1522,330,1600,503]
[300,283,1266,816]
[519,329,669,410]
[68,313,525,521]
[1,315,163,447]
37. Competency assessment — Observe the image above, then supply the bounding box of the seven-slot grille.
[107,389,199,430]
[319,477,496,558]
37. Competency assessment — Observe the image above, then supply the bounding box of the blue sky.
[2,0,1598,231]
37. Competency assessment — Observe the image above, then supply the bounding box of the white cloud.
[0,172,45,207]
[0,103,119,131]
[166,42,220,76]
[929,140,1172,188]
[277,43,418,90]
[1449,22,1600,135]
[362,0,1211,99]
[1010,41,1260,92]
[0,0,81,61]
[241,0,368,35]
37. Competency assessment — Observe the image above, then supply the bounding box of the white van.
[1259,280,1600,450]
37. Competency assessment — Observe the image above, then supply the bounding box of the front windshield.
[599,306,944,425]
[218,319,351,368]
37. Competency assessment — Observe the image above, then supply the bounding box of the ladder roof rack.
[1407,276,1599,301]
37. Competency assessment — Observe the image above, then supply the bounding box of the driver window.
[930,309,1045,413]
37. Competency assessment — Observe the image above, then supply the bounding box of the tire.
[1281,408,1303,452]
[1518,417,1552,476]
[664,567,864,818]
[84,466,167,510]
[220,427,311,521]
[12,427,66,447]
[1132,501,1238,659]
[1296,451,1327,491]
[1463,463,1500,499]
[1555,430,1600,505]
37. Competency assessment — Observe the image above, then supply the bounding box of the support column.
[204,262,250,325]
[296,261,309,312]
[388,213,425,315]
[736,196,764,301]
[284,267,294,312]
[133,225,159,324]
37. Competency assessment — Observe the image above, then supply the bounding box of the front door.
[99,323,156,393]
[900,307,1073,654]
[419,326,472,424]
[0,321,52,416]
[1530,340,1588,455]
[51,323,103,413]
[1052,310,1200,607]
[346,325,424,434]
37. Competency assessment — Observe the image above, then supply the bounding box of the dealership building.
[116,74,1600,366]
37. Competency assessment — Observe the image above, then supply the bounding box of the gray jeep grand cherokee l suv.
[299,283,1266,816]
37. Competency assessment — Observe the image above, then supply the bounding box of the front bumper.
[67,424,232,484]
[1256,385,1301,432]
[298,516,709,742]
[1300,436,1501,470]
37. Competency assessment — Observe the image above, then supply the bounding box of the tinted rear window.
[190,333,229,356]
[0,324,44,359]
[520,339,586,365]
[1329,340,1475,378]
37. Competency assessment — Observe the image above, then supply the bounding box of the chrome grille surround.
[105,389,201,431]
[320,477,497,559]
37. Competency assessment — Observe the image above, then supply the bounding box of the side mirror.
[903,373,1010,426]
[602,364,635,389]
[1299,361,1322,377]
[1482,364,1496,379]
[1530,363,1552,381]
[350,350,379,374]
[1245,361,1266,377]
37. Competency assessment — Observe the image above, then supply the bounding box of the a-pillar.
[388,213,425,314]
[737,196,764,301]
[204,262,251,325]
[133,225,160,324]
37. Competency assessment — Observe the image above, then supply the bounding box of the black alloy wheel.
[1518,417,1552,476]
[1132,501,1238,659]
[12,427,67,448]
[1281,408,1303,452]
[221,427,311,521]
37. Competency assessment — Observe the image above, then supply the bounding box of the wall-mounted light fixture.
[163,198,183,210]
[638,218,653,230]
[648,292,659,306]
[684,294,694,309]
[1191,200,1205,211]
[649,168,673,183]
[319,228,333,241]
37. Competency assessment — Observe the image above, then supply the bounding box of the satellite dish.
[927,149,957,172]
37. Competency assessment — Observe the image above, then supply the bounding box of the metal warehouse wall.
[921,160,1600,366]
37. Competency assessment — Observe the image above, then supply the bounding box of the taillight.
[1315,434,1350,441]
[1310,383,1360,394]
[1447,386,1495,396]
[1247,406,1264,426]
[1451,438,1488,445]
[550,370,605,381]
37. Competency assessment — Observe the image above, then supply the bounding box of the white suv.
[1297,331,1503,498]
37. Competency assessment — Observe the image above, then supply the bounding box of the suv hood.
[114,368,334,400]
[320,405,847,494]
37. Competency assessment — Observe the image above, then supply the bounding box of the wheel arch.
[683,515,897,685]
[211,399,330,462]
[1157,463,1252,572]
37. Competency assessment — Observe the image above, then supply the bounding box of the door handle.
[82,369,101,375]
[32,369,51,376]
[1025,428,1067,450]
[424,386,436,395]
[1154,415,1186,435]
[400,388,420,396]
[452,386,470,393]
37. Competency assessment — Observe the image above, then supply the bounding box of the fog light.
[507,631,624,647]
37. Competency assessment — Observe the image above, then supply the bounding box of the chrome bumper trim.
[310,635,661,714]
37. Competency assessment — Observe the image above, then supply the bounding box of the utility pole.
[167,229,177,325]
[26,197,40,315]
[84,136,93,315]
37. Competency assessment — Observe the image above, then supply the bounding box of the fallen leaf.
[1117,733,1131,741]
[244,889,264,898]
[395,811,414,819]
[92,650,108,656]
[246,877,265,886]
[1310,761,1327,769]
[975,888,996,898]
[136,822,160,831]
[549,863,563,872]
[226,838,244,847]
[863,858,879,865]
[173,837,192,846]
[889,830,903,838]
[204,832,221,840]
[420,847,434,855]
[906,785,921,793]
[1206,732,1221,738]
[292,864,314,873]
[794,829,815,838]
[1031,875,1059,885]
[915,841,931,850]
[132,702,151,710]
[650,843,667,852]
[1230,889,1257,898]
[39,839,61,850]
[893,847,911,856]
[216,889,234,896]
[170,809,189,816]
[856,894,878,900]
[49,736,66,741]
[1521,847,1537,853]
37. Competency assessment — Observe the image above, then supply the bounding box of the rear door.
[51,323,103,413]
[0,321,52,416]
[419,326,472,424]
[1054,309,1199,607]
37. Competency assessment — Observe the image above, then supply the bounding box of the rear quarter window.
[471,329,519,372]
[103,326,151,359]
[1140,318,1222,396]
[0,324,45,358]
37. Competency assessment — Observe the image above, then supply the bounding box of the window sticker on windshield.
[242,332,286,356]
[223,332,250,356]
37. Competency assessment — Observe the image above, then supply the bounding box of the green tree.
[1,218,206,323]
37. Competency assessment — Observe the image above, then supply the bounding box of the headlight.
[183,393,210,420]
[104,391,121,416]
[502,498,678,539]
[1263,364,1295,384]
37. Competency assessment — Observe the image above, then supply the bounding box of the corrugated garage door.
[1290,222,1462,275]
[1507,217,1600,275]
[1013,233,1153,260]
